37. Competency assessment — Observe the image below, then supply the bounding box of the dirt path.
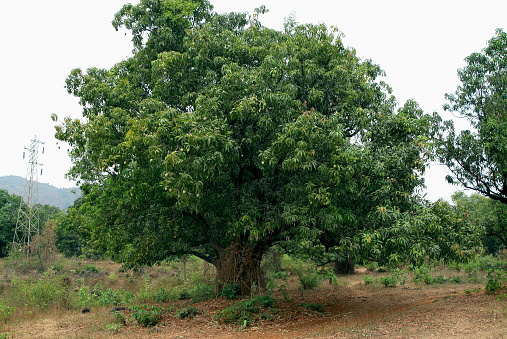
[215,285,507,339]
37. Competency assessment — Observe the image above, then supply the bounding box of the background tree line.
[0,189,62,257]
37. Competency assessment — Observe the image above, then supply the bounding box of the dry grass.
[0,256,506,338]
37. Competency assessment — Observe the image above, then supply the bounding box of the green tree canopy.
[0,190,61,257]
[453,191,507,253]
[437,29,507,204]
[0,189,21,257]
[55,0,445,294]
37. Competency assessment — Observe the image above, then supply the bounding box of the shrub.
[73,264,99,276]
[220,282,240,299]
[365,261,379,272]
[253,294,275,308]
[450,276,463,284]
[300,302,324,312]
[279,284,292,301]
[83,265,99,273]
[299,273,321,290]
[391,269,407,286]
[129,305,163,327]
[362,275,375,285]
[423,275,436,285]
[379,276,397,288]
[176,306,200,319]
[177,288,191,300]
[4,255,44,274]
[214,294,276,326]
[272,271,288,279]
[323,270,338,285]
[79,286,134,307]
[189,282,215,302]
[280,255,313,276]
[0,301,15,322]
[8,275,74,310]
[96,288,133,306]
[435,275,448,284]
[485,269,506,294]
[153,288,171,303]
[105,323,122,333]
[214,302,249,324]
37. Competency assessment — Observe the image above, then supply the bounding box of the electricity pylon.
[12,136,44,255]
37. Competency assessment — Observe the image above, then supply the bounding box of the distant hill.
[0,175,80,210]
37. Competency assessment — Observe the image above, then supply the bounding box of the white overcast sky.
[1,0,506,202]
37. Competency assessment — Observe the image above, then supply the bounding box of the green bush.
[74,265,99,276]
[272,271,288,279]
[105,323,122,333]
[0,301,15,322]
[379,276,397,287]
[364,261,379,272]
[76,286,134,307]
[214,294,276,326]
[4,255,45,274]
[299,273,321,290]
[280,255,314,276]
[214,302,249,324]
[362,275,375,285]
[450,276,463,284]
[485,269,506,294]
[129,305,163,327]
[435,275,448,284]
[463,255,506,276]
[412,266,435,284]
[220,282,240,300]
[423,275,436,284]
[176,306,200,319]
[153,288,171,303]
[94,288,133,306]
[189,282,215,302]
[300,302,324,312]
[319,269,339,285]
[253,294,275,308]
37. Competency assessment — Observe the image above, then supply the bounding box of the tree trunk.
[333,254,355,275]
[213,241,268,296]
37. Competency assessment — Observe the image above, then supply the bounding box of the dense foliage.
[0,189,62,257]
[54,0,478,293]
[0,189,21,257]
[453,191,507,253]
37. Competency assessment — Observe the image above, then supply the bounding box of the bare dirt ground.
[6,269,507,338]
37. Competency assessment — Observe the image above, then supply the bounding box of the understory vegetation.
[1,250,507,336]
